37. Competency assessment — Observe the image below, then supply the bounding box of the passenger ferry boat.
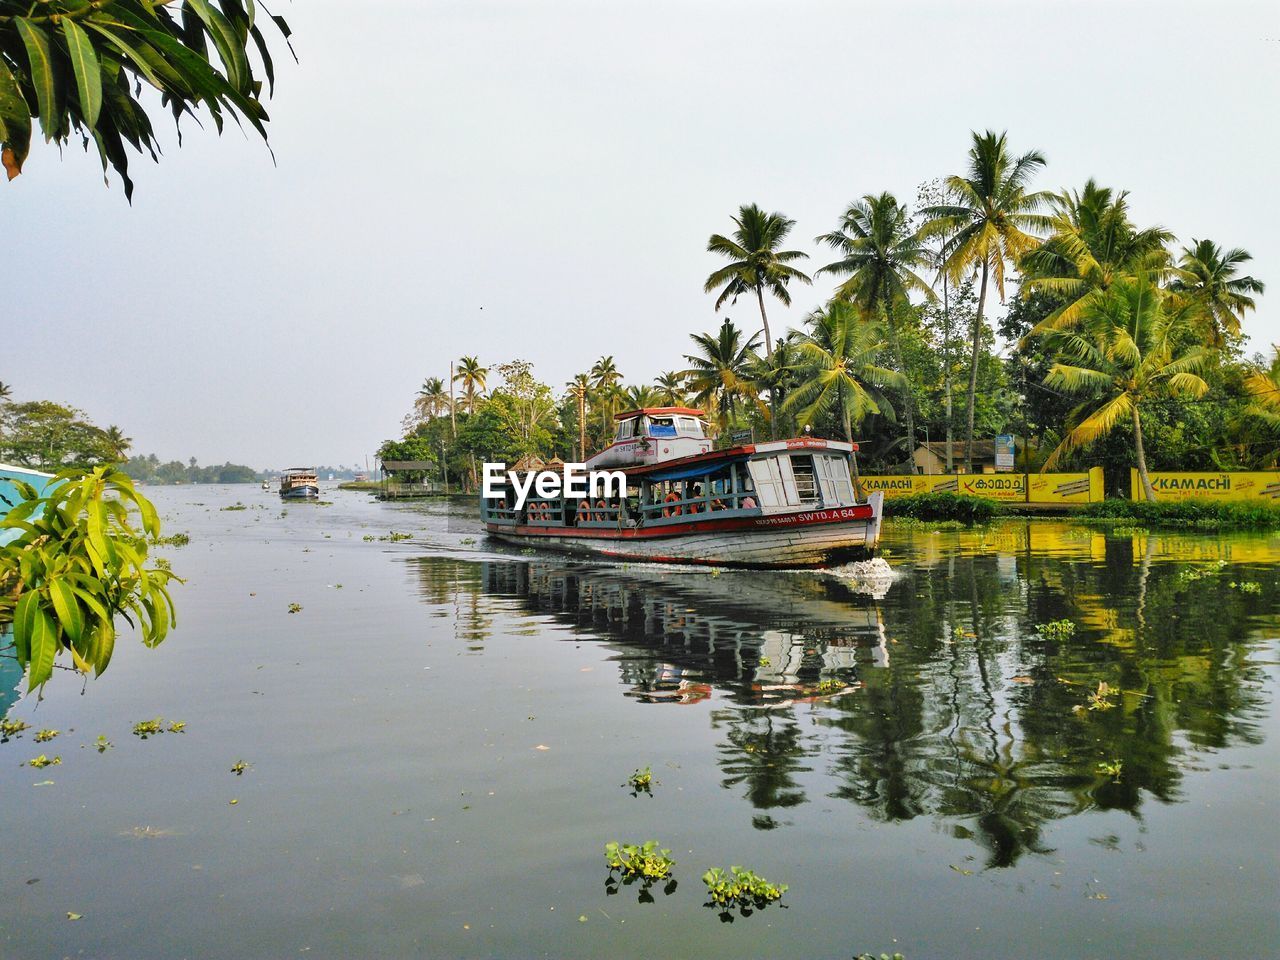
[480,407,884,568]
[278,468,320,501]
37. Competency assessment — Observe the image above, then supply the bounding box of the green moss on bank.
[1079,499,1280,528]
[881,492,1004,524]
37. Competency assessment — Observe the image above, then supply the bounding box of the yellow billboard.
[863,467,1103,506]
[1131,469,1280,504]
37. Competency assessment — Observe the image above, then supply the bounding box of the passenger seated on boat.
[686,482,703,514]
[741,495,757,509]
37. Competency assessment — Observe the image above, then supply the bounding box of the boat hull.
[485,497,883,568]
[280,485,319,500]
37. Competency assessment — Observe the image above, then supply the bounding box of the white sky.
[6,0,1277,468]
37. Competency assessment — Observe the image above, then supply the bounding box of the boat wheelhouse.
[480,408,883,568]
[279,468,319,501]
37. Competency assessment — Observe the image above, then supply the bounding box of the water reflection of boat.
[481,407,884,568]
[477,559,889,705]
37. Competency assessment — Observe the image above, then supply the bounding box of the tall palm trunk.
[881,302,916,464]
[942,272,954,472]
[449,361,457,439]
[755,284,778,439]
[1132,405,1156,502]
[964,259,990,472]
[838,380,852,442]
[578,392,586,461]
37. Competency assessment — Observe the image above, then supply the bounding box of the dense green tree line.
[0,385,258,482]
[390,130,1275,498]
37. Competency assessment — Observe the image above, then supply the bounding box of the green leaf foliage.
[0,0,290,198]
[0,466,181,691]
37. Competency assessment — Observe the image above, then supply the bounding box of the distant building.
[912,440,1024,475]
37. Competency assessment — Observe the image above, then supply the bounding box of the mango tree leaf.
[14,19,64,141]
[24,597,59,690]
[0,58,32,180]
[48,579,85,645]
[62,18,103,129]
[167,0,250,94]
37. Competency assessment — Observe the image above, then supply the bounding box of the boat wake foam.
[824,557,898,596]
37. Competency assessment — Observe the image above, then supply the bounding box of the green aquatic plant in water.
[1037,620,1077,641]
[1229,581,1262,595]
[604,840,677,902]
[1087,681,1117,712]
[702,865,787,917]
[130,717,184,737]
[814,678,849,695]
[26,754,60,768]
[0,467,179,691]
[34,728,59,742]
[604,840,674,880]
[1097,759,1123,780]
[1,719,30,738]
[624,766,655,795]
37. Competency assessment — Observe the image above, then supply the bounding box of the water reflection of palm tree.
[713,709,812,827]
[420,551,1275,866]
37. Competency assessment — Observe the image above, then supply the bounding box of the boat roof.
[613,407,705,421]
[624,437,857,478]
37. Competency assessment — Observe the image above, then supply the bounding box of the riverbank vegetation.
[385,130,1275,502]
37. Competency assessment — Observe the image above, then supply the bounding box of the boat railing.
[525,501,566,525]
[640,489,758,522]
[574,499,623,526]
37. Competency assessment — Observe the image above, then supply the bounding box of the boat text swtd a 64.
[479,407,883,568]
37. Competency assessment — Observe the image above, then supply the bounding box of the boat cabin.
[482,438,861,529]
[585,407,713,470]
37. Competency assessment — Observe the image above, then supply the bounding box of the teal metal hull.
[0,463,54,545]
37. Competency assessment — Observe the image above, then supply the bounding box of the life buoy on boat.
[663,493,682,518]
[578,499,592,524]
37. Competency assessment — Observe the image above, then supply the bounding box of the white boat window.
[648,417,677,438]
[616,418,636,440]
[817,455,855,505]
[747,456,802,511]
[677,417,704,437]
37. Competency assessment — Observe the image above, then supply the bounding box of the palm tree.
[654,371,689,407]
[590,356,624,434]
[923,131,1050,471]
[683,319,764,432]
[414,377,449,421]
[1244,347,1280,423]
[747,332,800,438]
[784,301,906,447]
[453,356,488,414]
[817,191,934,457]
[102,425,132,461]
[624,384,661,409]
[1042,275,1211,500]
[1169,239,1266,346]
[1022,180,1173,336]
[566,373,591,460]
[0,381,12,402]
[705,204,812,436]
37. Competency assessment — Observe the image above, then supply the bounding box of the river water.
[1,486,1277,959]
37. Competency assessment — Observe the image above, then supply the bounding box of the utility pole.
[449,360,457,438]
